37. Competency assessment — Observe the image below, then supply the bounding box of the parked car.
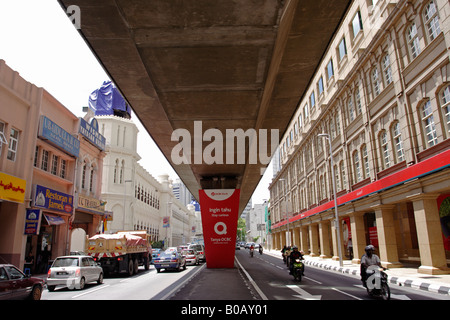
[154,251,186,272]
[188,244,206,262]
[182,249,199,265]
[47,255,103,291]
[0,264,44,300]
[177,245,189,252]
[151,249,162,264]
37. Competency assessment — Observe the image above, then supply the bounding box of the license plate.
[57,272,68,275]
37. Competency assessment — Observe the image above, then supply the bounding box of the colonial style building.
[269,0,450,274]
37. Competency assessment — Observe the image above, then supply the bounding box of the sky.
[0,0,273,206]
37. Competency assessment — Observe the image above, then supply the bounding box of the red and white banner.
[199,189,240,268]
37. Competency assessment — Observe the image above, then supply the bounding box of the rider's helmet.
[292,245,298,250]
[365,245,375,253]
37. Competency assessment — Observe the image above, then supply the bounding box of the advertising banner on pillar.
[199,189,240,268]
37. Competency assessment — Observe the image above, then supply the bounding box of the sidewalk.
[265,249,450,296]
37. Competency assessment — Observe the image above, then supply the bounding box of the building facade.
[0,60,106,273]
[96,114,195,247]
[269,0,450,274]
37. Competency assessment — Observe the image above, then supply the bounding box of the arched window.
[353,151,362,183]
[114,159,119,184]
[382,54,392,85]
[347,97,355,122]
[361,144,370,179]
[391,122,405,163]
[423,0,441,41]
[440,85,450,135]
[372,67,381,97]
[379,130,391,169]
[420,100,438,147]
[406,22,421,59]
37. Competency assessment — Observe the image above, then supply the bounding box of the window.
[421,100,438,147]
[330,118,336,140]
[380,131,391,169]
[338,37,347,61]
[34,146,39,167]
[310,91,315,110]
[440,85,450,135]
[348,97,355,122]
[334,164,341,191]
[51,155,59,175]
[114,159,119,183]
[372,67,381,97]
[355,85,362,115]
[423,0,441,41]
[382,54,393,85]
[82,161,87,189]
[352,11,363,39]
[7,128,19,161]
[362,144,370,179]
[120,160,125,184]
[41,150,49,171]
[304,103,309,120]
[407,22,421,59]
[89,167,94,192]
[353,151,362,183]
[298,113,303,129]
[340,161,347,190]
[317,76,324,96]
[0,121,6,157]
[335,112,341,135]
[327,59,334,80]
[392,122,405,162]
[60,159,67,179]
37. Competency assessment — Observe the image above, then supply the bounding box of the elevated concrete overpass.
[59,0,351,213]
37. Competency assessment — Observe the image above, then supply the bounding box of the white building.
[95,113,196,247]
[246,203,267,244]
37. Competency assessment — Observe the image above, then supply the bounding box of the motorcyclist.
[249,244,254,257]
[360,244,382,287]
[288,246,304,276]
[258,243,263,255]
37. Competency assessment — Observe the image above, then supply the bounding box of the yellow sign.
[0,172,26,203]
[77,194,105,214]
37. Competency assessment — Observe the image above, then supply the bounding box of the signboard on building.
[32,184,73,214]
[199,189,240,268]
[38,116,80,157]
[77,194,105,215]
[79,118,106,151]
[0,172,26,203]
[24,209,42,235]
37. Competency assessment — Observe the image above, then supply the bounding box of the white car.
[47,255,103,291]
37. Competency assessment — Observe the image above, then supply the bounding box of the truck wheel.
[144,257,150,270]
[128,259,134,276]
[134,258,139,274]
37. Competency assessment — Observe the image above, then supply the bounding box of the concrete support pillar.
[373,205,403,268]
[331,219,345,262]
[409,194,450,275]
[349,212,366,264]
[300,225,308,254]
[309,223,319,257]
[319,220,332,258]
[293,226,300,247]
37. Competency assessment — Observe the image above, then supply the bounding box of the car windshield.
[53,257,79,267]
[183,250,194,255]
[158,252,176,259]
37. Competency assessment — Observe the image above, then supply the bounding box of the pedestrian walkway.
[265,249,450,296]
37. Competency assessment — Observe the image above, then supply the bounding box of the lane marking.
[331,287,363,300]
[72,284,110,299]
[235,256,268,300]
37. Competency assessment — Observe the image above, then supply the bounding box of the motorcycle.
[365,267,390,300]
[292,259,304,282]
[249,247,254,257]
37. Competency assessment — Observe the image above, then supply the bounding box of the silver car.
[188,244,205,262]
[47,256,103,291]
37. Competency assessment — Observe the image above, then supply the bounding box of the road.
[41,262,205,300]
[41,250,449,301]
[234,249,450,301]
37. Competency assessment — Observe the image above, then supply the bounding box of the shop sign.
[199,189,240,268]
[33,184,73,214]
[163,216,170,228]
[0,172,26,203]
[79,118,106,151]
[24,209,42,235]
[38,116,80,157]
[77,194,105,215]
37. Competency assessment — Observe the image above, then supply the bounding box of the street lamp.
[318,133,343,267]
[279,178,290,246]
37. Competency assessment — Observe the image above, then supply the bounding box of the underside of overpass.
[59,0,351,213]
